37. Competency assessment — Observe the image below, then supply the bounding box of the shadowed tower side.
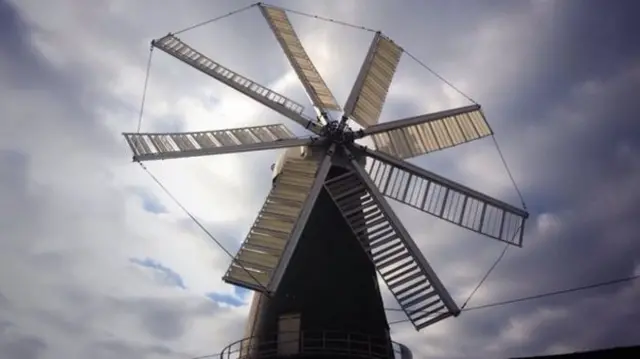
[239,148,393,358]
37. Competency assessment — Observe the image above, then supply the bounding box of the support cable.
[386,274,640,324]
[491,135,527,210]
[386,223,520,325]
[400,48,527,211]
[133,0,532,328]
[463,274,640,312]
[138,162,271,295]
[136,46,154,133]
[457,222,521,311]
[273,3,378,33]
[396,37,530,315]
[172,3,258,35]
[460,242,510,310]
[403,49,478,105]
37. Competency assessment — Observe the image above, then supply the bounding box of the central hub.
[323,120,355,144]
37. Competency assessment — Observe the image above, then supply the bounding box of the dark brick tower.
[220,158,395,359]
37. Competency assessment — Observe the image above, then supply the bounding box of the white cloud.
[1,0,639,358]
[496,308,568,348]
[535,212,563,239]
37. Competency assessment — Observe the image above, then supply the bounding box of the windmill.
[124,3,529,358]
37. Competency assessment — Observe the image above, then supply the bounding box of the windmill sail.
[362,104,493,159]
[153,34,322,134]
[343,32,403,128]
[224,147,334,293]
[123,124,314,162]
[131,6,532,344]
[325,154,460,330]
[361,147,528,246]
[261,4,340,112]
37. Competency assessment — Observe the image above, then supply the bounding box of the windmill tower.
[124,3,528,358]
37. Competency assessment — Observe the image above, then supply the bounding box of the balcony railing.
[215,331,411,359]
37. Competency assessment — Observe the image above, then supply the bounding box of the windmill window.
[277,313,300,355]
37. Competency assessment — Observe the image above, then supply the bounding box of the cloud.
[0,336,47,359]
[390,69,640,356]
[1,0,638,358]
[91,340,174,359]
[0,1,250,357]
[206,292,245,307]
[205,285,250,307]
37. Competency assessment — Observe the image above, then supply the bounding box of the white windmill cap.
[271,146,311,180]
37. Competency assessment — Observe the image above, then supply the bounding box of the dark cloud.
[134,300,187,341]
[0,1,127,168]
[0,336,47,359]
[384,2,640,358]
[90,339,175,359]
[111,295,223,342]
[25,283,233,351]
[0,320,12,334]
[0,0,49,87]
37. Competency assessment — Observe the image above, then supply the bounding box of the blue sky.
[0,0,639,358]
[130,258,187,289]
[132,189,168,214]
[130,257,248,306]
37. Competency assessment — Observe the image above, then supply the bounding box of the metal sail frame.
[260,4,341,120]
[356,144,528,246]
[325,147,460,330]
[343,32,403,128]
[125,3,529,331]
[123,125,322,162]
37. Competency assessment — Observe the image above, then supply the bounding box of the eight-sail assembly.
[123,2,529,333]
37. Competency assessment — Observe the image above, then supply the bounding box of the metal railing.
[217,331,410,359]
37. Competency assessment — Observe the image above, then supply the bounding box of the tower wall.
[238,161,393,358]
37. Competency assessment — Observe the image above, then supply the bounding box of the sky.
[0,0,639,358]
